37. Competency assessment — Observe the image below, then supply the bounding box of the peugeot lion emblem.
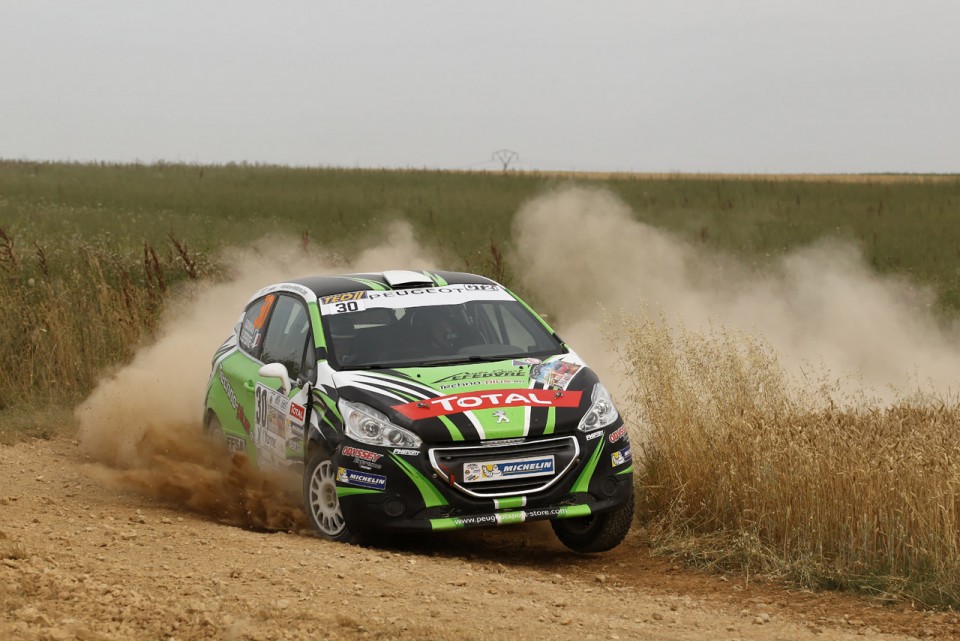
[493,410,509,424]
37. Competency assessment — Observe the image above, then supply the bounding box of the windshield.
[320,285,565,369]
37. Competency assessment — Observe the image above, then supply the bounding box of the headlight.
[577,383,619,432]
[338,399,422,448]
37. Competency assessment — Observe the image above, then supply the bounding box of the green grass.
[3,161,960,307]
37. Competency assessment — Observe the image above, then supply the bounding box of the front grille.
[428,436,580,499]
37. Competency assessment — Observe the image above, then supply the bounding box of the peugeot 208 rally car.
[203,270,633,552]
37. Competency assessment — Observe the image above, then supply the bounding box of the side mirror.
[259,363,292,395]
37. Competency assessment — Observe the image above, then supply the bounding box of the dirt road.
[1,438,955,641]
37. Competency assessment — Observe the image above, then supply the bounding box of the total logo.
[393,389,582,420]
[289,403,306,423]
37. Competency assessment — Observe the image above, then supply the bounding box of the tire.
[206,413,226,440]
[303,447,358,543]
[551,495,634,553]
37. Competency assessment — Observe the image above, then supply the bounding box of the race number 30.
[334,301,359,313]
[255,385,268,425]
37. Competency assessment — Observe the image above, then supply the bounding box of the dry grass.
[0,226,208,410]
[613,309,960,607]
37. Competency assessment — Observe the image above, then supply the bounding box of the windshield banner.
[320,284,513,315]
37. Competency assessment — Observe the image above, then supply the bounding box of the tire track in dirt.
[2,439,956,641]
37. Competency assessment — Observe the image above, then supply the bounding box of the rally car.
[203,270,634,552]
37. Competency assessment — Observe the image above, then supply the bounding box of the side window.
[260,295,312,382]
[239,294,277,358]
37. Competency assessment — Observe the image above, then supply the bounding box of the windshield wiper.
[411,355,515,367]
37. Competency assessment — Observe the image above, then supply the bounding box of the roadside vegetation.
[615,310,960,608]
[3,159,960,605]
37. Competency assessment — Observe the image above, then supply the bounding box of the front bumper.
[332,423,633,533]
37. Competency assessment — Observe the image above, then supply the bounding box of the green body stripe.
[616,464,634,475]
[391,389,418,402]
[314,391,342,422]
[429,504,592,530]
[494,496,525,510]
[430,517,463,531]
[336,487,383,498]
[427,271,448,286]
[347,277,387,291]
[544,406,556,435]
[308,302,325,348]
[319,409,339,431]
[438,415,464,441]
[571,440,604,493]
[389,453,448,507]
[557,504,592,518]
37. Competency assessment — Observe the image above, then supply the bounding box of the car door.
[216,293,279,458]
[251,293,315,469]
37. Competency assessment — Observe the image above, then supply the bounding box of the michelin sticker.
[336,467,387,491]
[611,446,632,468]
[463,455,555,483]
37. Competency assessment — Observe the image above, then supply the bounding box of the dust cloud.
[75,221,436,529]
[512,186,960,401]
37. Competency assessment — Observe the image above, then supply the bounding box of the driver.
[411,306,462,352]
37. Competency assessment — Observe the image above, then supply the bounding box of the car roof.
[290,270,499,298]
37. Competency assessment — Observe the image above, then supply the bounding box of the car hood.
[331,354,598,442]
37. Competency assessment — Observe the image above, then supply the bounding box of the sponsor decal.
[287,438,303,454]
[437,378,524,391]
[512,358,542,367]
[321,284,511,315]
[608,424,628,444]
[393,389,582,420]
[336,467,387,491]
[585,429,603,441]
[492,410,509,424]
[454,514,499,527]
[531,360,582,390]
[219,367,252,434]
[289,403,306,423]
[362,283,501,300]
[392,448,419,456]
[320,291,366,305]
[463,455,555,483]
[290,423,305,438]
[254,383,290,469]
[341,446,383,463]
[433,369,525,384]
[225,434,245,453]
[611,446,632,468]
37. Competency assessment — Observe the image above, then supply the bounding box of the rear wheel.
[551,495,634,553]
[303,448,358,543]
[206,414,226,440]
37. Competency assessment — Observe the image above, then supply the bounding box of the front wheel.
[551,495,634,553]
[303,448,358,543]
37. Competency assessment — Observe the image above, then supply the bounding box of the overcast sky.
[2,1,958,173]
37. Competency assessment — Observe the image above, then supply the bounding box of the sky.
[2,1,959,173]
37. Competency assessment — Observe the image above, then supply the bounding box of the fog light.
[384,497,405,517]
[602,477,618,497]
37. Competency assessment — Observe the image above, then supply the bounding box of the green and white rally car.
[203,270,633,552]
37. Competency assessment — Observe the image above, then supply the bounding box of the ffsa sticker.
[254,383,290,469]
